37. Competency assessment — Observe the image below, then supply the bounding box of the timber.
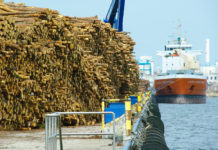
[0,3,139,130]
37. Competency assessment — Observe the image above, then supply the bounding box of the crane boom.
[104,0,125,32]
[176,49,200,70]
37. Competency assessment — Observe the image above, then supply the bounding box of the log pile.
[138,80,150,92]
[0,3,139,130]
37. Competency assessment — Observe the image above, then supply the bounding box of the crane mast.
[104,0,125,32]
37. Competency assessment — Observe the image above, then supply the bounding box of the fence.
[45,91,152,150]
[102,91,151,139]
[45,112,116,150]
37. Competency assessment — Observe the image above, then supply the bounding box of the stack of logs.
[138,80,150,93]
[0,3,139,130]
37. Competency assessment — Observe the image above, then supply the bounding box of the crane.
[104,0,125,32]
[176,49,200,70]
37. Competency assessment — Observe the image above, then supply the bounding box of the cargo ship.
[154,36,207,104]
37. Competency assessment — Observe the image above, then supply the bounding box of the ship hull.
[154,95,206,104]
[154,75,207,104]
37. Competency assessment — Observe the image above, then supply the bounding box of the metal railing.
[122,91,152,150]
[45,112,116,150]
[45,114,59,150]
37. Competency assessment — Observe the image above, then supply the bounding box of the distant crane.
[104,0,125,32]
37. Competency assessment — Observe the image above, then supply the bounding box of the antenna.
[177,23,182,37]
[205,38,210,65]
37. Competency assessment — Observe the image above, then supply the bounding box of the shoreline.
[206,93,218,97]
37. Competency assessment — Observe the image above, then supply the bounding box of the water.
[159,97,218,150]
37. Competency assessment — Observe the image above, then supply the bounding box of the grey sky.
[5,0,218,68]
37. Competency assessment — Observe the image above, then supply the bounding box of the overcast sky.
[5,0,218,68]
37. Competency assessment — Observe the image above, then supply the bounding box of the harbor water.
[159,97,218,150]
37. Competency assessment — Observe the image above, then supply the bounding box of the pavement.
[0,124,123,150]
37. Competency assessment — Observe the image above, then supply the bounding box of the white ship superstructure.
[157,37,202,73]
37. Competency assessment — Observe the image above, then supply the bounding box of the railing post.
[102,101,105,131]
[125,99,131,136]
[59,115,63,150]
[45,116,48,150]
[112,112,116,150]
[137,95,141,113]
[143,93,146,105]
[146,91,149,102]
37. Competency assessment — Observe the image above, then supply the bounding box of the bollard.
[125,100,131,136]
[102,101,105,131]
